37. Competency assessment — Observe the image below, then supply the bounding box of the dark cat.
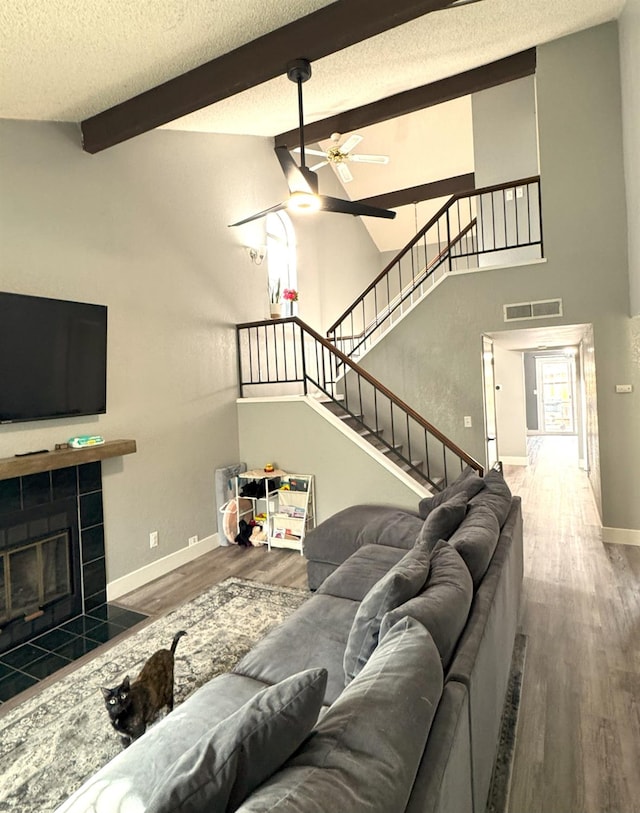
[101,630,186,747]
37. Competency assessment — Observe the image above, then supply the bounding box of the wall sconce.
[246,246,267,265]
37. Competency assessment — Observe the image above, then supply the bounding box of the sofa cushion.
[304,504,422,569]
[147,668,327,813]
[235,617,444,813]
[317,543,407,601]
[380,539,473,667]
[343,538,431,683]
[233,594,358,705]
[448,502,501,589]
[418,466,485,518]
[468,468,512,526]
[417,491,469,549]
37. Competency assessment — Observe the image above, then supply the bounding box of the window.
[266,212,297,316]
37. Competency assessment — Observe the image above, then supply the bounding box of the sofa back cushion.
[380,539,473,668]
[448,503,501,589]
[343,539,431,683]
[468,468,512,527]
[418,466,485,518]
[235,617,444,813]
[147,668,327,813]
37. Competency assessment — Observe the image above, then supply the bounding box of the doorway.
[481,335,499,468]
[534,354,577,434]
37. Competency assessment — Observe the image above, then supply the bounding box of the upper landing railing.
[327,176,543,358]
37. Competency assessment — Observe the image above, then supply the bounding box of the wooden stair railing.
[236,316,483,490]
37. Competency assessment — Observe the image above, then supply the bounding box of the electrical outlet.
[188,535,198,547]
[464,416,472,428]
[149,531,158,549]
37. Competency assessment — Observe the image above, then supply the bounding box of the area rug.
[485,632,528,813]
[0,577,309,813]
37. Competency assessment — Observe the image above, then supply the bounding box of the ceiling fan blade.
[348,153,390,164]
[229,202,287,227]
[275,146,314,194]
[293,147,327,157]
[318,196,396,220]
[336,163,353,184]
[339,134,363,154]
[309,160,329,172]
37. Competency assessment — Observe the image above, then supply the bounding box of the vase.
[269,303,282,319]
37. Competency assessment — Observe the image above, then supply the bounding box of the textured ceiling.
[0,0,625,133]
[0,0,627,252]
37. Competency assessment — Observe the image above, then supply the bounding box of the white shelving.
[233,471,315,554]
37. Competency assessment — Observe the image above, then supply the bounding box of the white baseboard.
[106,533,220,601]
[500,456,529,466]
[602,526,640,547]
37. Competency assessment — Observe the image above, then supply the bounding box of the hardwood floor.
[116,541,309,618]
[504,436,640,813]
[94,437,640,811]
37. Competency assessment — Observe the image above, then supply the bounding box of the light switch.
[464,416,472,428]
[615,384,633,393]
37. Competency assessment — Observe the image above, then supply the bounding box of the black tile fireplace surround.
[0,457,146,703]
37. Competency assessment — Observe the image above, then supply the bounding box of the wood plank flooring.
[61,437,640,810]
[503,436,640,813]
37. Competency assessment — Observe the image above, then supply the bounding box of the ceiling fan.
[229,59,396,227]
[294,133,390,184]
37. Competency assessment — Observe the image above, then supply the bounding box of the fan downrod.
[287,58,312,84]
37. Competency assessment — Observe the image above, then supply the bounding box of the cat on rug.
[101,629,186,747]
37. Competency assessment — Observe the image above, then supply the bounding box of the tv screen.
[0,292,107,424]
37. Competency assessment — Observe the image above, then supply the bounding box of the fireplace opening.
[1,531,73,627]
[0,498,82,654]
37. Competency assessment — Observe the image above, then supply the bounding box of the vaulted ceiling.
[0,0,626,249]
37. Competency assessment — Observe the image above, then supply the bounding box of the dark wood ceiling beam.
[81,0,458,154]
[356,173,476,210]
[275,48,536,149]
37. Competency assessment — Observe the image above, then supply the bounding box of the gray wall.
[0,120,380,585]
[237,399,423,522]
[618,0,640,316]
[356,24,639,533]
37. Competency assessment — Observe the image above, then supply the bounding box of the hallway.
[504,436,640,813]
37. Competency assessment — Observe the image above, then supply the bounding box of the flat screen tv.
[0,292,107,424]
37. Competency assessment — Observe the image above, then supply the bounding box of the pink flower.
[282,288,299,302]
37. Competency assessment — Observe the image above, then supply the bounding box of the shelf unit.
[233,470,315,554]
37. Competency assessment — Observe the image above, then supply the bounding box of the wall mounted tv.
[0,292,107,424]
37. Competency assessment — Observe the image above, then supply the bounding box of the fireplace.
[0,463,106,655]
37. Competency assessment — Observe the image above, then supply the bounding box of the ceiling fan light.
[287,190,321,213]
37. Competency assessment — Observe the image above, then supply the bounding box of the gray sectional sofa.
[56,467,523,813]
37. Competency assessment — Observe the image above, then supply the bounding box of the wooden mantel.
[0,439,137,480]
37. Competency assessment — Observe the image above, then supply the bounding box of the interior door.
[482,336,499,468]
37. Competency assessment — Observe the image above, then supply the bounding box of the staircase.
[328,176,543,362]
[236,317,481,491]
[236,176,543,490]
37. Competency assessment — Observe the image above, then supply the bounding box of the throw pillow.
[380,538,473,668]
[418,465,485,518]
[146,668,328,813]
[343,538,431,684]
[416,491,469,550]
[235,617,443,813]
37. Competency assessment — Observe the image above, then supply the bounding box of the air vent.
[503,298,563,322]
